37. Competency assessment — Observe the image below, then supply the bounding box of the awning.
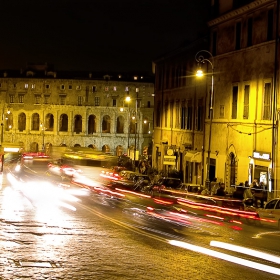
[185,151,202,163]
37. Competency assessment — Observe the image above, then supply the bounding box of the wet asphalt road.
[1,163,280,280]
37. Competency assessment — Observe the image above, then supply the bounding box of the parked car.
[256,198,280,229]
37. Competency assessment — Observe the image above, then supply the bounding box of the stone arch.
[88,114,96,134]
[116,145,123,156]
[74,114,82,133]
[59,114,68,132]
[45,113,54,131]
[116,115,124,133]
[102,115,111,133]
[74,143,81,147]
[31,113,40,131]
[18,112,26,132]
[102,144,110,153]
[88,144,96,149]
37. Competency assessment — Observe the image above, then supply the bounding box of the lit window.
[25,84,28,89]
[133,76,138,80]
[113,86,117,91]
[125,86,129,92]
[19,94,24,103]
[95,97,100,106]
[76,85,81,90]
[105,86,109,91]
[31,84,35,89]
[35,95,41,104]
[78,96,83,106]
[9,95,15,103]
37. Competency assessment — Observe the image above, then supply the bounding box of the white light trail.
[169,240,280,276]
[210,241,280,265]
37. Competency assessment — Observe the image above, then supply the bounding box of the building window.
[235,22,241,50]
[35,95,41,104]
[24,83,28,89]
[243,85,250,119]
[186,100,192,130]
[76,85,81,90]
[125,86,129,92]
[113,86,117,91]
[105,86,109,91]
[247,18,253,47]
[267,9,274,41]
[13,83,17,88]
[78,96,83,106]
[19,94,24,103]
[69,85,72,90]
[181,104,186,129]
[44,95,50,104]
[9,95,15,103]
[164,101,168,128]
[61,85,65,90]
[0,83,2,88]
[112,99,116,107]
[60,95,66,105]
[95,96,100,106]
[175,101,180,128]
[232,86,238,119]
[263,82,272,120]
[92,85,97,92]
[196,98,203,131]
[31,84,35,89]
[45,84,50,89]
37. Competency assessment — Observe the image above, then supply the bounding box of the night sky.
[0,0,209,73]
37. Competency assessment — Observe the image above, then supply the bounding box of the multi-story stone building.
[0,64,154,160]
[153,0,280,198]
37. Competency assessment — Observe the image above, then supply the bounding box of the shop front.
[248,151,271,191]
[184,150,202,184]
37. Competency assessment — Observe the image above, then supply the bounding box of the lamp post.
[40,122,45,152]
[125,92,131,155]
[134,88,139,171]
[195,50,214,190]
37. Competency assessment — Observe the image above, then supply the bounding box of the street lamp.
[195,50,214,190]
[40,122,45,152]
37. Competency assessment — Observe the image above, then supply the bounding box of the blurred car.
[48,159,81,177]
[150,177,183,197]
[100,166,127,181]
[107,172,151,192]
[256,198,280,229]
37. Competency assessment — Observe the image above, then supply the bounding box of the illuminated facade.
[153,0,280,198]
[0,65,154,159]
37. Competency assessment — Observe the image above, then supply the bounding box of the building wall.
[153,0,280,199]
[0,71,154,159]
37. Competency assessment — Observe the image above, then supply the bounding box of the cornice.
[208,0,275,27]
